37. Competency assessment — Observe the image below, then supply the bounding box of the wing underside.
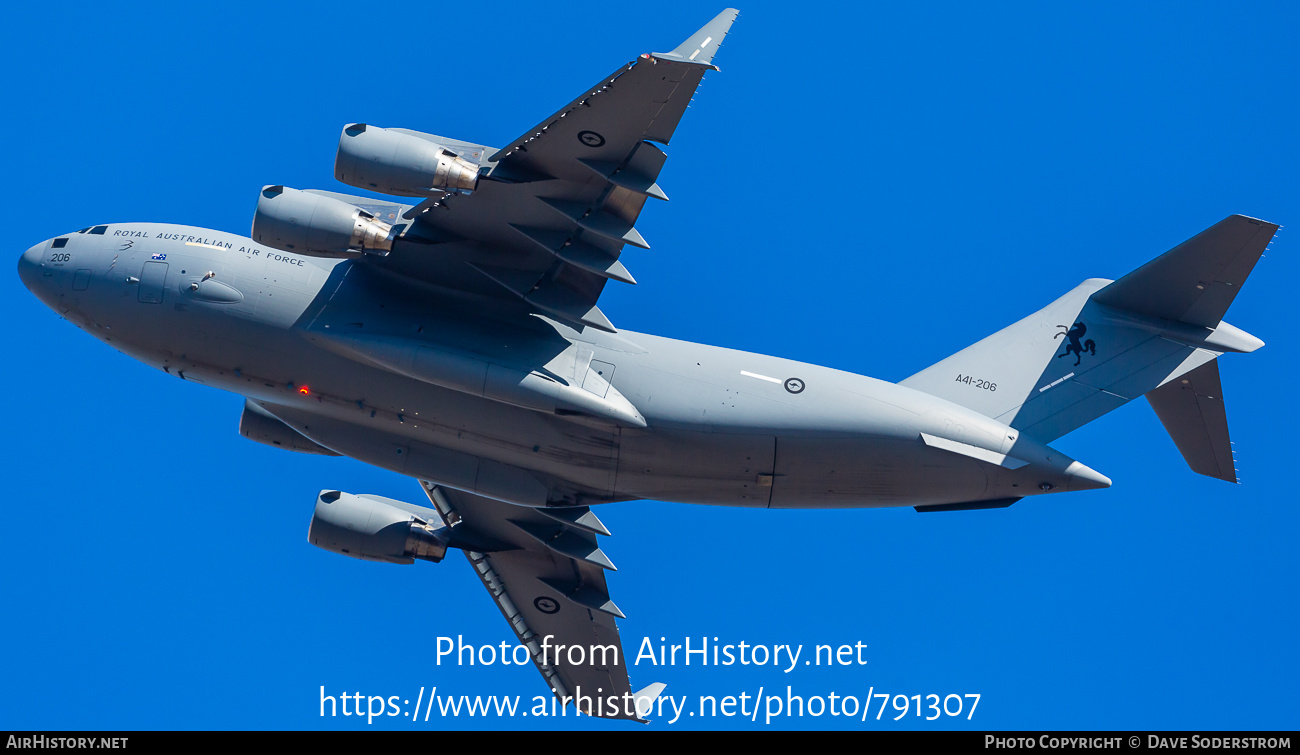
[417,481,654,721]
[365,10,739,333]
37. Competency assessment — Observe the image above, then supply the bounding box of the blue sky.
[2,0,1297,730]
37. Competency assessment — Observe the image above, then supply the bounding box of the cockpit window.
[52,238,68,248]
[89,226,108,235]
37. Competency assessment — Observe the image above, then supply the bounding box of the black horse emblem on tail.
[1055,322,1097,366]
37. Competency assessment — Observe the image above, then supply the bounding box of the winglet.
[632,682,668,723]
[654,8,739,66]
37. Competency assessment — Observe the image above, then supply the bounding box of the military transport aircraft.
[16,8,1276,721]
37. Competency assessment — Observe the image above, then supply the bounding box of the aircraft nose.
[17,243,43,293]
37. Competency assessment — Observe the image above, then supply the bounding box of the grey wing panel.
[1145,360,1237,483]
[653,8,739,67]
[418,482,643,721]
[489,8,738,168]
[1092,215,1278,328]
[367,12,737,333]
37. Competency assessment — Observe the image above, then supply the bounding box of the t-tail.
[900,215,1278,483]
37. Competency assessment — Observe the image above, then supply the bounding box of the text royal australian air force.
[110,225,309,267]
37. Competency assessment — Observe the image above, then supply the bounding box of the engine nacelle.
[251,185,395,258]
[239,400,339,456]
[334,124,479,197]
[307,491,449,564]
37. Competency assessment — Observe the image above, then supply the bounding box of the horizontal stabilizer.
[1145,360,1237,483]
[1093,215,1278,327]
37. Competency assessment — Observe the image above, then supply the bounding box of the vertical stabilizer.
[900,215,1275,452]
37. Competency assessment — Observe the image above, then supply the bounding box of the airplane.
[15,7,1277,722]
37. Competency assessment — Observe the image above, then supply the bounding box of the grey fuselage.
[18,223,1108,510]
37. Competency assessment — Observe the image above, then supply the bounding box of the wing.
[365,9,739,334]
[417,480,662,721]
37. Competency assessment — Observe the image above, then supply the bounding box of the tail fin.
[899,215,1276,479]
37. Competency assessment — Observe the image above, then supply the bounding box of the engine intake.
[251,185,394,258]
[308,491,449,564]
[335,124,479,197]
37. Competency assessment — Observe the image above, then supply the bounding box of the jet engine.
[307,491,450,564]
[251,185,395,258]
[334,124,479,196]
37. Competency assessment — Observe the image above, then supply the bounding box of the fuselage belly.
[20,223,1099,510]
